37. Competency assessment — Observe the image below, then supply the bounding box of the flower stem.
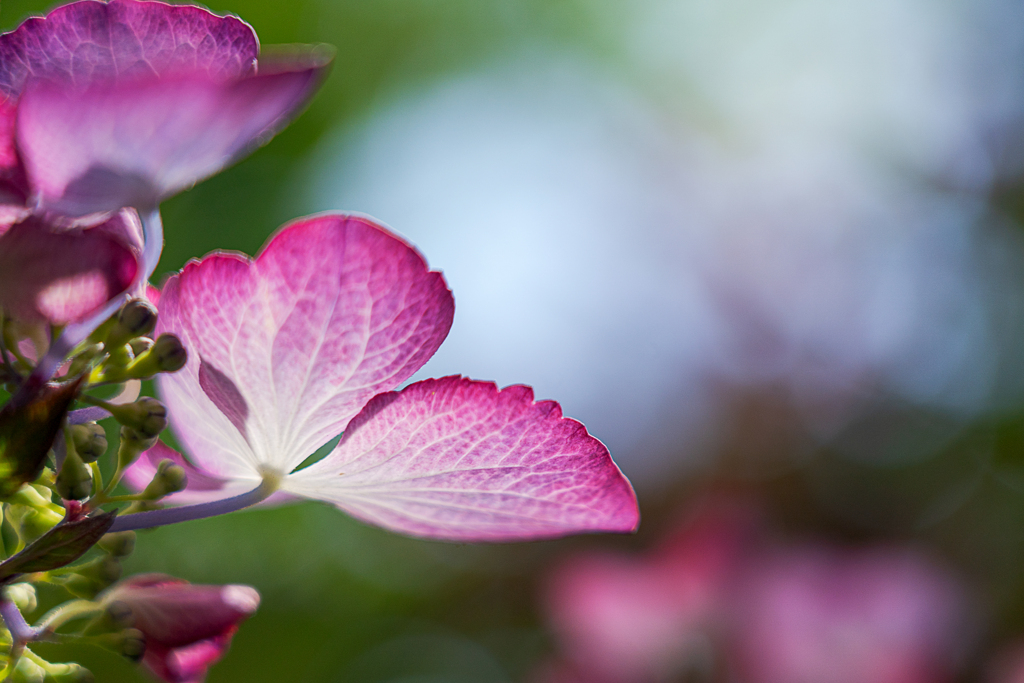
[67,406,110,424]
[34,600,100,633]
[140,208,164,284]
[108,478,277,532]
[0,599,38,644]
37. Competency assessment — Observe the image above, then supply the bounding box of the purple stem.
[0,600,38,643]
[68,406,110,425]
[108,479,275,532]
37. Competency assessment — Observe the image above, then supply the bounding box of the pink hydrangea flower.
[121,213,639,541]
[0,0,329,219]
[102,573,259,683]
[0,0,329,383]
[0,210,139,325]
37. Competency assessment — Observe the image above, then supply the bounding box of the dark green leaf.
[0,510,116,580]
[0,378,83,498]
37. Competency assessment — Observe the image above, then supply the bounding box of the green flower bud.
[10,656,45,683]
[98,531,136,558]
[109,398,167,439]
[55,450,93,501]
[142,460,188,500]
[84,627,146,660]
[67,343,105,376]
[7,583,36,613]
[88,556,123,585]
[104,301,157,349]
[115,628,146,662]
[151,334,186,373]
[105,344,134,370]
[63,557,121,599]
[69,424,107,464]
[126,334,187,379]
[116,427,159,471]
[82,600,134,636]
[128,337,154,357]
[11,508,59,544]
[41,662,93,683]
[5,485,54,510]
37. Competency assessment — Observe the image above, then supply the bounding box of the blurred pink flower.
[0,210,139,325]
[0,0,329,218]
[734,546,969,683]
[121,213,639,541]
[540,498,756,682]
[103,573,259,683]
[538,499,970,683]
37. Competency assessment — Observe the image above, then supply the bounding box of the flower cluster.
[0,1,639,681]
[536,498,970,683]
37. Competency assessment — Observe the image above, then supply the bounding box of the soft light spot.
[221,585,260,614]
[36,271,107,324]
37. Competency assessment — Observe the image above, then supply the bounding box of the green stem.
[34,600,100,633]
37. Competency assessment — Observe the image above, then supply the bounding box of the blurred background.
[8,0,1024,680]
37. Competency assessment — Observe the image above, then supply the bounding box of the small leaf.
[0,377,83,498]
[0,510,116,580]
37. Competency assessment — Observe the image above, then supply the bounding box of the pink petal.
[0,213,138,324]
[155,214,454,479]
[0,98,27,208]
[162,632,235,683]
[0,0,257,97]
[284,376,640,542]
[108,580,258,647]
[122,440,243,506]
[17,61,327,215]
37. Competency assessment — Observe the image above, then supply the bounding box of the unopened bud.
[151,334,186,372]
[116,427,159,471]
[98,531,136,557]
[64,557,121,598]
[9,656,45,683]
[55,449,93,501]
[105,344,134,370]
[109,398,167,439]
[117,628,146,661]
[40,663,93,683]
[69,423,107,464]
[67,343,105,376]
[128,337,154,357]
[104,301,157,349]
[6,583,36,613]
[13,508,59,543]
[142,460,187,500]
[83,600,134,636]
[127,334,187,379]
[86,627,146,661]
